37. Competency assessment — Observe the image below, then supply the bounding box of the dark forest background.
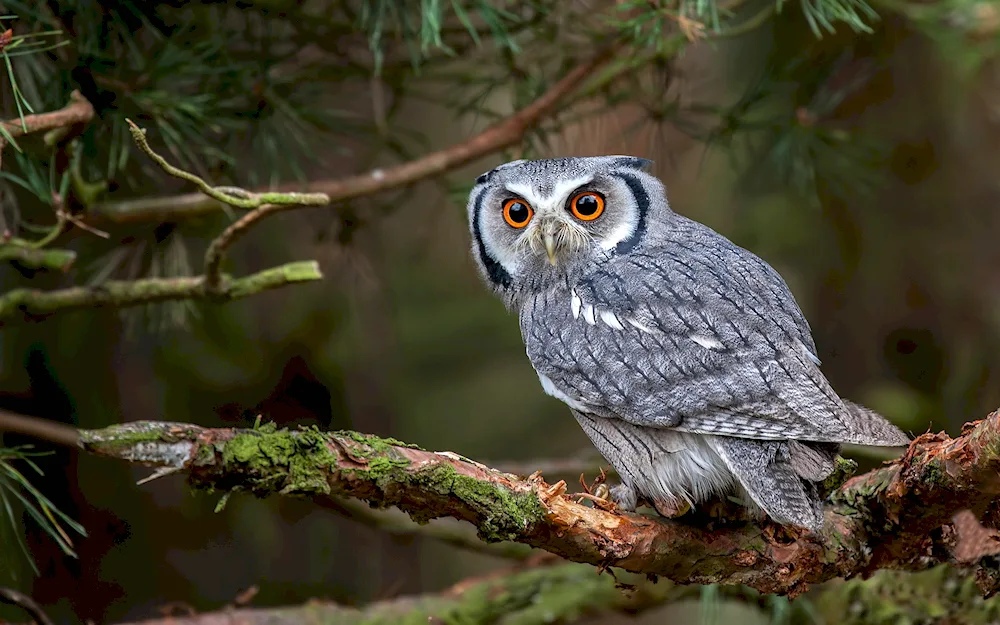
[1,1,1000,623]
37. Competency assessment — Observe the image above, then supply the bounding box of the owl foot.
[575,491,619,512]
[609,482,639,512]
[652,497,692,519]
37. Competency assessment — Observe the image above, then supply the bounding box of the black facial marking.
[476,171,492,185]
[613,157,653,171]
[610,172,648,255]
[471,187,513,289]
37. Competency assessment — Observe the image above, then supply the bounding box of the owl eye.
[503,199,534,228]
[570,192,605,221]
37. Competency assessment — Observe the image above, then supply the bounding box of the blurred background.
[1,1,999,623]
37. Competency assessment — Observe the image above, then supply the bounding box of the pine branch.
[0,241,75,272]
[105,562,722,625]
[125,119,328,294]
[85,48,616,225]
[0,90,94,154]
[68,411,1000,597]
[0,120,329,327]
[0,261,322,326]
[0,587,55,625]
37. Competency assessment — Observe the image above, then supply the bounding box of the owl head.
[467,155,669,303]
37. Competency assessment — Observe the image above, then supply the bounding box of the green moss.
[820,456,858,496]
[338,429,424,452]
[428,465,547,542]
[212,425,545,542]
[816,565,1000,625]
[193,443,217,467]
[219,426,341,497]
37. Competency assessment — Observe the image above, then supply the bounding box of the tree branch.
[124,119,329,293]
[0,587,55,625]
[0,90,94,143]
[0,261,322,326]
[86,49,616,225]
[108,562,718,625]
[317,495,538,561]
[73,411,1000,597]
[0,409,80,448]
[0,241,76,272]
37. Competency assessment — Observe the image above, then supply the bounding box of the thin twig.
[125,120,328,292]
[125,120,328,211]
[0,409,80,448]
[89,48,617,225]
[0,260,323,326]
[202,204,280,292]
[0,90,94,142]
[0,587,56,625]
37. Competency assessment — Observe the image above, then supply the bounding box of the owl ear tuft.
[612,156,654,172]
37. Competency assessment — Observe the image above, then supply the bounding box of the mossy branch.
[0,261,322,326]
[0,123,328,327]
[103,562,756,625]
[0,241,76,272]
[73,410,1000,597]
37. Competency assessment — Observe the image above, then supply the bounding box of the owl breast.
[520,284,741,512]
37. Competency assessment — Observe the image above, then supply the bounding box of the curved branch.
[0,587,55,625]
[0,261,322,326]
[75,410,1000,596]
[86,48,616,225]
[0,90,94,142]
[110,562,724,625]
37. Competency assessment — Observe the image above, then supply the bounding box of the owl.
[466,155,909,531]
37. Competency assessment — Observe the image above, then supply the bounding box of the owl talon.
[608,483,639,512]
[575,491,619,512]
[593,483,610,500]
[652,498,692,519]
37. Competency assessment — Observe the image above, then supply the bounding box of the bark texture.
[77,410,1000,597]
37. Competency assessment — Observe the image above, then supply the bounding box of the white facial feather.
[504,175,593,214]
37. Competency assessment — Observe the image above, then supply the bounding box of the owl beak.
[539,219,561,265]
[543,232,558,265]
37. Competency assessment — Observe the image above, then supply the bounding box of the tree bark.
[75,409,1000,597]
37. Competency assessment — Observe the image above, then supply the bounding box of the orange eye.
[503,198,534,228]
[570,192,605,221]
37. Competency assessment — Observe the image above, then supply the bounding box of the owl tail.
[839,400,911,447]
[707,436,826,531]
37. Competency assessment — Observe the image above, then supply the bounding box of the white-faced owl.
[466,155,909,531]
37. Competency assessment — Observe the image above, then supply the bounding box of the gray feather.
[708,437,826,531]
[523,224,907,447]
[467,155,909,531]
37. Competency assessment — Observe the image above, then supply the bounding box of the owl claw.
[652,498,692,518]
[575,491,619,512]
[593,483,610,500]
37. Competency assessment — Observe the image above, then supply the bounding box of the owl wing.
[523,225,908,447]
